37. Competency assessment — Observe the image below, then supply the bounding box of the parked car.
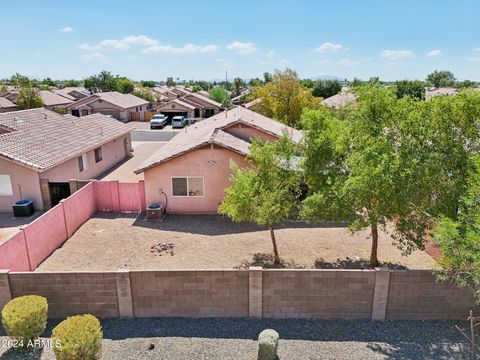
[150,114,168,129]
[171,115,187,128]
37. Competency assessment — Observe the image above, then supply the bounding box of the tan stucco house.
[134,107,302,214]
[67,91,149,122]
[156,92,223,119]
[0,108,132,212]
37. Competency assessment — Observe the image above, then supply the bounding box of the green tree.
[301,79,315,88]
[115,77,134,94]
[455,79,477,89]
[251,68,321,128]
[16,87,43,110]
[61,79,81,88]
[208,86,230,106]
[312,79,342,98]
[394,80,425,100]
[84,70,117,92]
[140,80,155,88]
[233,77,244,96]
[263,72,272,83]
[10,73,31,87]
[433,156,480,302]
[426,70,456,88]
[301,86,480,267]
[132,88,154,103]
[42,78,57,87]
[219,135,301,265]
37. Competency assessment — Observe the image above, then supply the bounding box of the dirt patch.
[35,213,436,271]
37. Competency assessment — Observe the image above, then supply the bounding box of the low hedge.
[52,314,102,360]
[1,295,48,343]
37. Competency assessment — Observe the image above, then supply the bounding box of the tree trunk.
[370,223,379,268]
[269,224,280,265]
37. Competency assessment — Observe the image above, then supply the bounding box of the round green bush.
[1,295,48,343]
[52,314,102,360]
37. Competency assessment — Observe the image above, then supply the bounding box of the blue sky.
[2,0,479,81]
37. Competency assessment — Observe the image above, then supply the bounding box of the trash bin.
[12,200,34,217]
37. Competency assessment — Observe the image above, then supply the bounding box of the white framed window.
[0,175,13,196]
[172,177,204,197]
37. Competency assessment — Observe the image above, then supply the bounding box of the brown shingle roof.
[134,107,302,173]
[0,108,131,171]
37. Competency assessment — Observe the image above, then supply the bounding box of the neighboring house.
[134,107,302,214]
[243,98,261,110]
[0,108,132,211]
[152,86,191,102]
[425,87,459,100]
[156,92,223,119]
[321,92,356,109]
[53,87,90,101]
[38,90,73,111]
[67,91,150,122]
[0,98,17,113]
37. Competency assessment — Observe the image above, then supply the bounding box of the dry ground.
[36,213,435,271]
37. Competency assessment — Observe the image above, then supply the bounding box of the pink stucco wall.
[0,158,42,212]
[63,182,96,237]
[0,180,144,271]
[94,180,145,212]
[0,232,30,271]
[223,124,278,143]
[143,146,248,214]
[23,204,68,269]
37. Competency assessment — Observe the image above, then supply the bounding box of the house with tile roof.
[134,107,302,214]
[0,108,132,211]
[0,98,17,113]
[66,91,150,122]
[156,92,223,119]
[38,90,74,110]
[53,87,90,101]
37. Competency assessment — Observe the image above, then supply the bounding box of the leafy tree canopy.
[312,79,342,98]
[209,86,230,107]
[300,85,480,267]
[219,135,301,264]
[394,79,425,100]
[251,68,321,128]
[16,87,43,110]
[426,70,456,88]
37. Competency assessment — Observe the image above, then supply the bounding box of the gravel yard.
[0,318,469,359]
[36,213,435,271]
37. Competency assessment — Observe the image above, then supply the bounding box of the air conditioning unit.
[146,203,165,220]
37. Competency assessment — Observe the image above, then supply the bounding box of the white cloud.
[266,51,275,57]
[142,43,218,54]
[312,42,343,53]
[78,35,159,51]
[82,52,106,62]
[427,49,443,57]
[60,26,74,33]
[381,49,415,60]
[227,41,257,55]
[473,47,480,52]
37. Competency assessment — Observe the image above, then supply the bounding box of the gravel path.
[0,318,469,359]
[36,213,435,271]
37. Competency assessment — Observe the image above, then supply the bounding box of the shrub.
[52,314,102,360]
[1,295,48,342]
[257,329,279,360]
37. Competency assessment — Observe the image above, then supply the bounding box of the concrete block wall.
[130,270,249,317]
[0,268,477,320]
[8,272,119,319]
[262,269,376,319]
[386,270,479,320]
